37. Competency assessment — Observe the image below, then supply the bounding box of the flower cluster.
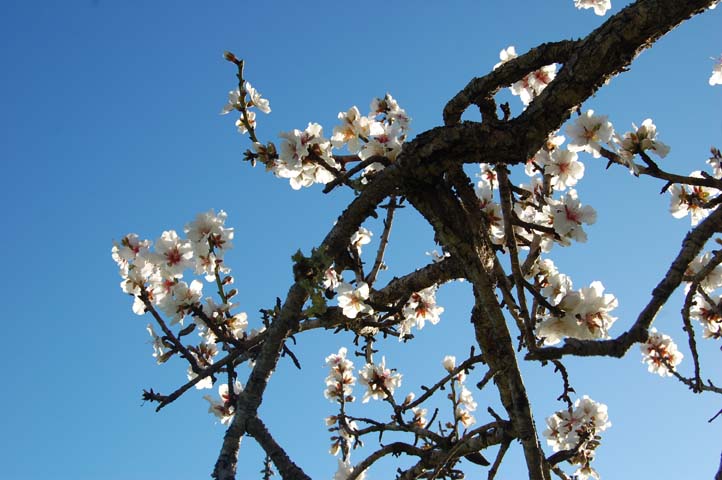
[398,286,445,340]
[640,328,684,376]
[544,396,611,480]
[273,122,340,190]
[494,46,557,106]
[252,93,411,190]
[532,260,618,346]
[323,347,361,464]
[324,347,357,403]
[112,210,247,377]
[682,249,722,342]
[615,119,670,175]
[442,356,477,429]
[358,356,402,403]
[220,80,271,134]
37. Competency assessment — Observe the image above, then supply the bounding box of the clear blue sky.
[1,1,721,479]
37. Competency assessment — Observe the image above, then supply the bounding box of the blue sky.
[2,1,721,479]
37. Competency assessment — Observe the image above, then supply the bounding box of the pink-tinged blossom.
[544,148,585,190]
[337,282,373,319]
[120,261,157,315]
[615,119,670,174]
[324,347,356,402]
[331,106,372,153]
[358,356,402,403]
[476,163,499,189]
[641,328,683,376]
[710,56,722,86]
[669,172,717,226]
[112,234,151,275]
[536,281,617,345]
[544,396,610,479]
[274,123,339,190]
[370,93,410,132]
[690,293,722,339]
[574,0,611,16]
[510,64,557,106]
[494,46,556,106]
[152,230,194,278]
[187,342,218,389]
[549,189,597,244]
[185,210,234,280]
[159,279,203,325]
[323,267,341,291]
[358,121,404,162]
[399,286,444,339]
[573,281,618,338]
[526,134,565,176]
[566,110,614,158]
[185,209,234,255]
[199,298,248,342]
[204,381,243,425]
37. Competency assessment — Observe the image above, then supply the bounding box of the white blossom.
[274,123,339,190]
[536,281,617,345]
[566,110,614,158]
[574,0,612,16]
[669,172,718,226]
[544,148,585,190]
[331,106,372,153]
[204,381,243,425]
[324,347,356,402]
[690,293,722,339]
[333,458,366,480]
[399,286,444,339]
[549,189,597,244]
[350,227,372,254]
[543,396,610,479]
[337,282,374,319]
[358,356,402,403]
[615,119,670,174]
[641,328,684,376]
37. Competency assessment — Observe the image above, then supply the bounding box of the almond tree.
[112,1,722,479]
